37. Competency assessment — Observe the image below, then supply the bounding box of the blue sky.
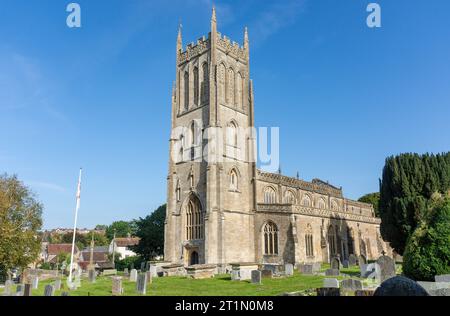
[1,0,449,229]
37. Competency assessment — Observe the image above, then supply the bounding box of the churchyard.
[1,254,448,296]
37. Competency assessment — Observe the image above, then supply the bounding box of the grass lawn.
[0,265,364,296]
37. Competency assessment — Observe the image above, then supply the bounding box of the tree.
[379,152,450,254]
[132,204,166,261]
[403,195,450,281]
[358,192,380,217]
[94,224,108,231]
[0,174,43,279]
[106,221,136,240]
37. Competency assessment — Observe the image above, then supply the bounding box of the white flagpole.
[68,168,82,285]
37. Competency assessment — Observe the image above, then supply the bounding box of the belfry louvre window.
[193,67,199,106]
[186,197,204,240]
[263,222,278,255]
[184,71,189,110]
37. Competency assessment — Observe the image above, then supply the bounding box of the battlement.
[216,32,247,61]
[177,35,210,65]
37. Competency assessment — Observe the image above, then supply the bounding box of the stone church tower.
[164,8,257,267]
[164,8,391,269]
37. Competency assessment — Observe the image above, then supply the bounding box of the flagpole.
[68,168,82,285]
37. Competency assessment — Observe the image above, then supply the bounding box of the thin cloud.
[249,0,308,46]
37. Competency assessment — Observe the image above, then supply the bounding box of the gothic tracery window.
[305,224,314,257]
[201,63,209,104]
[328,225,337,257]
[318,198,326,209]
[230,169,238,191]
[264,187,277,204]
[227,68,235,105]
[219,63,226,104]
[263,222,278,255]
[237,72,243,108]
[227,121,238,147]
[302,195,312,207]
[185,196,204,240]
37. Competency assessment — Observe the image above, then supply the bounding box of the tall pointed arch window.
[305,224,314,257]
[227,121,238,147]
[193,67,199,106]
[318,198,326,209]
[227,68,235,105]
[236,72,243,108]
[218,63,226,104]
[284,190,295,204]
[230,169,238,191]
[302,195,312,207]
[184,71,189,110]
[185,195,204,240]
[328,225,337,257]
[201,63,209,104]
[263,222,278,255]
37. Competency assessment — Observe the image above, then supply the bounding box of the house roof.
[47,244,78,255]
[80,251,109,263]
[114,237,140,247]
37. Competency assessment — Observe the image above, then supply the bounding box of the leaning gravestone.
[360,263,380,281]
[330,257,340,270]
[341,279,363,291]
[342,260,349,268]
[358,255,367,269]
[285,264,294,276]
[323,278,339,288]
[140,262,146,272]
[31,276,39,290]
[129,269,138,282]
[24,283,32,296]
[44,284,55,297]
[374,276,429,296]
[136,273,147,295]
[325,269,340,276]
[376,255,396,282]
[348,254,357,266]
[251,270,261,285]
[112,277,123,296]
[4,280,13,296]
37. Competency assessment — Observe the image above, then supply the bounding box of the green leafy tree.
[106,221,136,240]
[379,152,450,254]
[94,224,108,231]
[132,204,166,261]
[0,174,43,278]
[403,195,450,280]
[358,192,380,217]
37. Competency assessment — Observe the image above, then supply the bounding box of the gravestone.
[429,288,450,296]
[374,276,429,296]
[231,270,240,281]
[88,269,96,283]
[312,262,322,272]
[348,254,357,266]
[44,284,55,297]
[325,269,340,276]
[124,268,129,277]
[341,279,363,291]
[298,264,313,275]
[140,262,146,272]
[358,255,367,269]
[61,291,70,296]
[145,271,153,284]
[4,280,13,296]
[112,277,123,296]
[316,288,340,296]
[330,257,340,270]
[285,264,294,276]
[360,263,380,281]
[376,255,396,282]
[129,269,138,282]
[251,270,261,285]
[31,276,39,289]
[16,284,24,296]
[261,270,273,278]
[323,278,339,288]
[136,273,147,295]
[54,278,62,291]
[342,260,349,269]
[24,283,32,296]
[435,275,450,283]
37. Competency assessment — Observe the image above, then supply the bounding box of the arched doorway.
[190,251,199,265]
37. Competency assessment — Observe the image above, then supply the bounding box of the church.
[164,8,390,270]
